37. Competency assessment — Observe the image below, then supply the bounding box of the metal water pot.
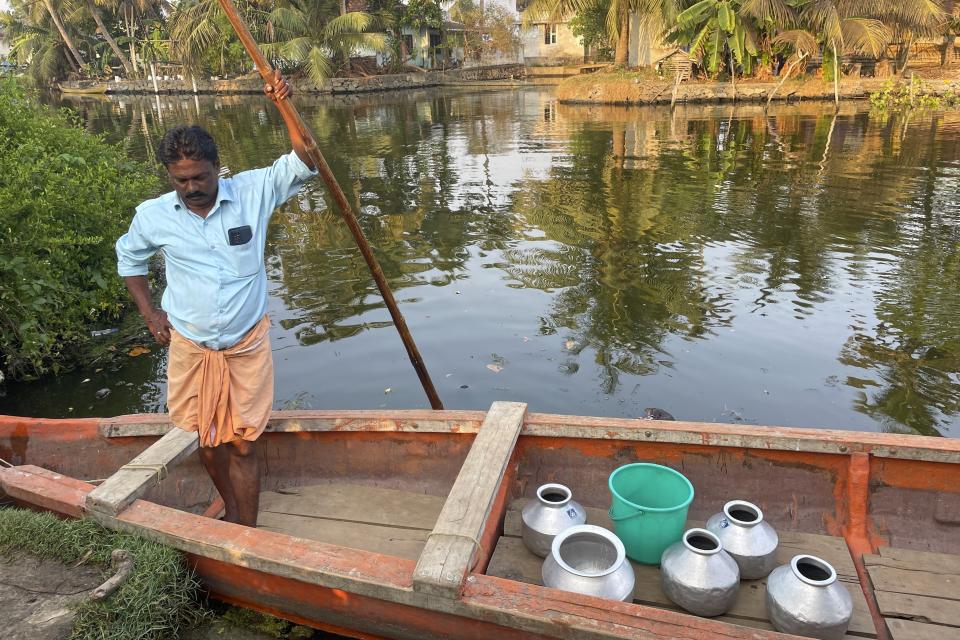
[705,499,779,579]
[660,528,740,616]
[541,525,635,601]
[766,555,853,639]
[521,483,587,557]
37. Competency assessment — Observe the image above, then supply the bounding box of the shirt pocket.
[225,240,261,277]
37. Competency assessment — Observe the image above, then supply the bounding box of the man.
[116,71,316,526]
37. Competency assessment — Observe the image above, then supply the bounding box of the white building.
[518,18,585,66]
[0,26,10,60]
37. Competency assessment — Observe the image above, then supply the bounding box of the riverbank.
[97,64,525,95]
[556,70,960,105]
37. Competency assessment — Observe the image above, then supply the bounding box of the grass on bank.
[0,507,207,639]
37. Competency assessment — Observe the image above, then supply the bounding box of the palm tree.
[83,0,134,75]
[874,0,946,74]
[170,0,270,76]
[266,0,388,83]
[766,29,818,106]
[797,0,890,107]
[41,0,87,69]
[3,11,76,81]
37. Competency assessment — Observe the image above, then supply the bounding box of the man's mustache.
[186,191,206,199]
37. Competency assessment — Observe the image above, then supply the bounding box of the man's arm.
[264,69,316,170]
[123,276,173,346]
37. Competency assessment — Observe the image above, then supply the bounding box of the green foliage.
[0,508,207,640]
[672,0,758,75]
[569,3,614,61]
[869,77,960,112]
[403,0,443,31]
[0,80,160,380]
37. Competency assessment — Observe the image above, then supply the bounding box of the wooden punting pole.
[214,0,443,409]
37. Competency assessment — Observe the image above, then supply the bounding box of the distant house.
[400,20,465,70]
[516,3,672,68]
[516,0,584,66]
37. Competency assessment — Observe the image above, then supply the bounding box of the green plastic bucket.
[608,463,694,564]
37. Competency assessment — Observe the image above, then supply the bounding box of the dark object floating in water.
[643,407,675,421]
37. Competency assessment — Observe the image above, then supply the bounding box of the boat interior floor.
[256,483,445,562]
[253,484,959,639]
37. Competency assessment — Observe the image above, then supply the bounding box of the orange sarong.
[167,315,273,448]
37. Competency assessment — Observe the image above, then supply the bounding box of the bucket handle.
[608,507,644,522]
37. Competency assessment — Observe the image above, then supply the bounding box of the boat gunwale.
[72,410,960,464]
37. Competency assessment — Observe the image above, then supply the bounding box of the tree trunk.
[124,6,140,76]
[87,0,133,76]
[832,44,839,109]
[340,0,352,73]
[766,52,806,108]
[613,9,629,67]
[43,0,85,69]
[729,50,736,101]
[898,35,913,75]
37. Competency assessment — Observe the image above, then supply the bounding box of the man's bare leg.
[199,445,239,521]
[228,439,260,527]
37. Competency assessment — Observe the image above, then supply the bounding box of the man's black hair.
[156,125,219,167]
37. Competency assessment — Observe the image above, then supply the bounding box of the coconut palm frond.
[772,28,819,57]
[739,0,794,25]
[324,11,375,38]
[841,17,891,56]
[280,36,316,62]
[269,6,310,36]
[305,44,332,84]
[522,0,597,25]
[884,0,945,31]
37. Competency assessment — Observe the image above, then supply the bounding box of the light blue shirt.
[116,151,316,350]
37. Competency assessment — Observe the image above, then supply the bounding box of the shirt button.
[209,245,215,249]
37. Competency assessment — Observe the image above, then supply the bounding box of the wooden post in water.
[215,0,443,410]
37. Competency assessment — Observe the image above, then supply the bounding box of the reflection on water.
[3,88,959,437]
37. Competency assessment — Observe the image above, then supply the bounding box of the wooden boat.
[57,80,109,94]
[1,401,958,640]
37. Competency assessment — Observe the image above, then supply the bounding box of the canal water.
[3,87,959,437]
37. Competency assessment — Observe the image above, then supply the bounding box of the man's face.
[166,158,219,213]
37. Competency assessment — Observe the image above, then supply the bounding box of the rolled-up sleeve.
[116,212,157,277]
[263,151,318,210]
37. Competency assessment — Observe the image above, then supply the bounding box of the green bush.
[0,80,160,379]
[869,77,960,112]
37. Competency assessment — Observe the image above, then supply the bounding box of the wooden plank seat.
[865,547,960,639]
[256,483,446,561]
[488,500,877,638]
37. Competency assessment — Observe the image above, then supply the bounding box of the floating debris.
[127,346,151,357]
[95,388,111,400]
[486,364,503,373]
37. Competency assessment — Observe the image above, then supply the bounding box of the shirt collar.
[171,178,233,213]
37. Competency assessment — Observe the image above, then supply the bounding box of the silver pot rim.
[537,483,572,507]
[723,499,764,528]
[550,524,626,579]
[790,554,838,587]
[682,528,724,556]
